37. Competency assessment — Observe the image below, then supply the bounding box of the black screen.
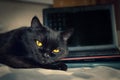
[67,10,113,46]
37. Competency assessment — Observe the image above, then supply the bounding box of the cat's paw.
[55,62,68,71]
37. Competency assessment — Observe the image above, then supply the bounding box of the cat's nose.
[43,53,50,58]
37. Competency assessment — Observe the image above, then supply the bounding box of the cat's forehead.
[47,28,60,38]
[38,27,62,48]
[36,27,61,40]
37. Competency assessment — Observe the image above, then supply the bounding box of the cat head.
[23,16,73,64]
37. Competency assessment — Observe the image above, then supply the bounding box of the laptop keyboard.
[67,48,120,58]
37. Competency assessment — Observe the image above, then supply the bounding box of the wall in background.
[0,1,50,33]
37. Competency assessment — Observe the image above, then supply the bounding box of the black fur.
[0,16,73,71]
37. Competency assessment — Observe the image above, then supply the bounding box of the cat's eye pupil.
[53,49,60,53]
[36,40,42,47]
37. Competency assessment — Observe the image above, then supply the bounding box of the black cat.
[0,16,73,71]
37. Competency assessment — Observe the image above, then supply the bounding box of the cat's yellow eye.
[52,49,60,53]
[36,40,42,47]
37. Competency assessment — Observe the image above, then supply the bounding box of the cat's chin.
[41,60,48,64]
[38,59,54,64]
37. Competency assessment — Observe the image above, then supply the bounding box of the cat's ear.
[61,28,74,41]
[31,16,43,29]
